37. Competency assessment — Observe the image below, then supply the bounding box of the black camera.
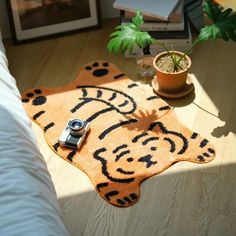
[59,119,90,149]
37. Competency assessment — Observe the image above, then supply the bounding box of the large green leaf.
[198,0,236,42]
[107,11,154,55]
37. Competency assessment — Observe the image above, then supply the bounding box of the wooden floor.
[4,18,236,236]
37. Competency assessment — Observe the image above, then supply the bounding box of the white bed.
[0,31,69,236]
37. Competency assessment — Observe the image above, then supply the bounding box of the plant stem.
[176,38,200,65]
[153,40,179,70]
[152,37,200,71]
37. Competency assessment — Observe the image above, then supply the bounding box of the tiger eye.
[127,157,134,162]
[150,147,157,151]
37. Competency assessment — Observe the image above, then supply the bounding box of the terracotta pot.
[153,51,191,93]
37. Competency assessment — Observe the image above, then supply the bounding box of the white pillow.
[0,32,69,236]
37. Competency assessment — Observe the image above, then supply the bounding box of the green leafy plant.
[107,0,236,72]
[107,11,153,54]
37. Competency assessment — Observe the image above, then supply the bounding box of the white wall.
[0,0,119,38]
[100,0,119,19]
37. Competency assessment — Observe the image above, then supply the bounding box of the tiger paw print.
[22,89,47,106]
[85,62,110,77]
[21,88,56,133]
[82,61,126,80]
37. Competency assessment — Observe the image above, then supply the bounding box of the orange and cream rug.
[21,61,215,207]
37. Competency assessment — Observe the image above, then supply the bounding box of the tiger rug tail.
[21,61,215,207]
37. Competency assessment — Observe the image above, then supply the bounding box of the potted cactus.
[107,0,236,96]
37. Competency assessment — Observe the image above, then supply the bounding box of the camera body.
[59,119,90,149]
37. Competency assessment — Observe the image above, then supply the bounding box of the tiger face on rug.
[21,61,215,207]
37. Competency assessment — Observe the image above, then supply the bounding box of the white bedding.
[0,31,69,235]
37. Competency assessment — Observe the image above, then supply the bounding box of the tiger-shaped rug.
[21,61,215,207]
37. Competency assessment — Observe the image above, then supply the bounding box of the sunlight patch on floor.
[172,73,225,136]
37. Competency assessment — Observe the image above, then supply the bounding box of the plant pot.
[153,51,191,93]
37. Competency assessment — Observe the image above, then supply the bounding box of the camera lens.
[70,119,84,130]
[69,119,85,137]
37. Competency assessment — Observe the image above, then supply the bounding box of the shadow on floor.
[59,163,236,236]
[190,41,236,137]
[159,40,236,138]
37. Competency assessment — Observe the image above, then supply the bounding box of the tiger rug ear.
[21,61,215,207]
